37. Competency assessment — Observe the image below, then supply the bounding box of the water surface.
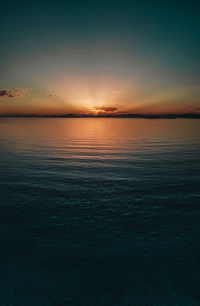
[0,118,200,305]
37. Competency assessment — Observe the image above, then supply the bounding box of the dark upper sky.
[1,0,200,114]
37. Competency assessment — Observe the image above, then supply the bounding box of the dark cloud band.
[94,106,118,112]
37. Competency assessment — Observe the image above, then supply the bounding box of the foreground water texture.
[0,118,200,305]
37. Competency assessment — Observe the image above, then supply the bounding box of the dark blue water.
[0,118,200,305]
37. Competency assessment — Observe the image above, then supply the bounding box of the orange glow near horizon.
[0,77,200,115]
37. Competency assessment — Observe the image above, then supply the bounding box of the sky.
[0,0,200,115]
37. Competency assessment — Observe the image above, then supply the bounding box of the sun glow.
[44,74,133,114]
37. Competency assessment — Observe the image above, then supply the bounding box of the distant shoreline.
[0,114,200,119]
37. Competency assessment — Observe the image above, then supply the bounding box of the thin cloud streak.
[94,106,118,112]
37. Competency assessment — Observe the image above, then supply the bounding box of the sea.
[0,118,200,305]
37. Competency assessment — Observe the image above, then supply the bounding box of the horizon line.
[0,113,200,119]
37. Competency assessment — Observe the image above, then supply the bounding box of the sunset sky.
[0,0,200,115]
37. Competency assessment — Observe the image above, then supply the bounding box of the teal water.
[0,118,200,305]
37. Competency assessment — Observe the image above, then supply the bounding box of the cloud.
[94,106,118,112]
[0,88,32,99]
[190,107,200,111]
[0,90,8,98]
[8,93,16,98]
[49,93,57,98]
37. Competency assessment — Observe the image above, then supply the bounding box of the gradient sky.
[0,0,200,115]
